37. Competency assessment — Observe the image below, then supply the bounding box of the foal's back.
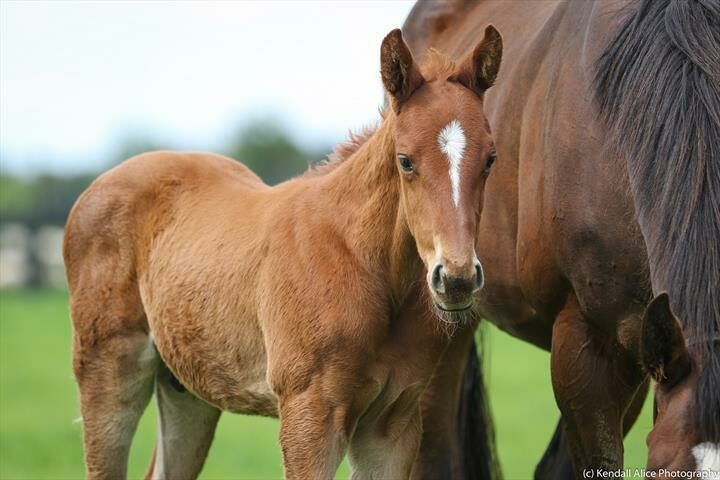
[65,151,269,303]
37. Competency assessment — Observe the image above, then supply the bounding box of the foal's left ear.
[381,29,425,112]
[450,25,503,95]
[640,293,691,385]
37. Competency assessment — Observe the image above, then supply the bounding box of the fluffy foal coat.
[64,28,502,480]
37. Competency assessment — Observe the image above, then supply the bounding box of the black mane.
[595,0,720,441]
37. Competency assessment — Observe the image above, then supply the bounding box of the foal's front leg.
[278,383,351,480]
[348,405,423,480]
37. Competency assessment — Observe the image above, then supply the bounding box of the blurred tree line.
[0,118,332,228]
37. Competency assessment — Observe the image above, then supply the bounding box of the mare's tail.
[457,333,502,480]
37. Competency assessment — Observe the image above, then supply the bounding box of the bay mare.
[64,28,504,479]
[402,0,720,477]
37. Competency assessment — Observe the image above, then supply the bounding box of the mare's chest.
[475,2,650,324]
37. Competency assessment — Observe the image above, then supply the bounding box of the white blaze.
[693,442,720,472]
[437,119,466,208]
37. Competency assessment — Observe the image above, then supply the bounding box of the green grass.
[0,289,652,479]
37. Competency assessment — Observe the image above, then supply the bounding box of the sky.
[0,1,414,176]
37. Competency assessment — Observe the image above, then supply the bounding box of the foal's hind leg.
[145,361,221,480]
[73,327,157,479]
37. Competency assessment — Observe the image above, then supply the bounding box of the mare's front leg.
[550,294,645,474]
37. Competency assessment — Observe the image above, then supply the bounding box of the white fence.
[0,223,66,289]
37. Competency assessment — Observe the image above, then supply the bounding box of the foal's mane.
[306,124,379,177]
[595,0,720,441]
[306,49,459,177]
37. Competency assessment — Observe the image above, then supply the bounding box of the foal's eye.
[398,154,414,172]
[485,151,497,171]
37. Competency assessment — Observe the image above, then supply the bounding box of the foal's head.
[380,26,502,313]
[640,294,720,473]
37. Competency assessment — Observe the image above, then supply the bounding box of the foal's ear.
[381,29,425,112]
[640,293,691,385]
[450,25,503,95]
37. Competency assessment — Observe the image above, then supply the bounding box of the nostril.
[431,263,445,294]
[473,262,484,291]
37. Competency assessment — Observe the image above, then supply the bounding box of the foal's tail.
[458,333,502,480]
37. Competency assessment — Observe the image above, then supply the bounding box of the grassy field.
[0,289,653,479]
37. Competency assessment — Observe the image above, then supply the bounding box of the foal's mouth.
[435,300,473,313]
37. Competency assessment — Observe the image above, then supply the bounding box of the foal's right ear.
[640,293,691,385]
[380,29,425,112]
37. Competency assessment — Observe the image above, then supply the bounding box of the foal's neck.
[321,115,420,303]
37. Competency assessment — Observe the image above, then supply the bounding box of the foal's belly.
[147,305,279,416]
[137,190,282,416]
[140,239,279,415]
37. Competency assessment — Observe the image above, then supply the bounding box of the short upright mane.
[595,0,720,441]
[421,48,459,81]
[306,48,459,177]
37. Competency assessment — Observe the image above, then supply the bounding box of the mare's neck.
[322,115,421,304]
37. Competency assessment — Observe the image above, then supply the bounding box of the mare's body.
[405,0,720,477]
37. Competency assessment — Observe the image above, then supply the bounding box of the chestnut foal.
[64,27,503,480]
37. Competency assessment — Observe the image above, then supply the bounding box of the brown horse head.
[380,26,502,313]
[641,293,720,473]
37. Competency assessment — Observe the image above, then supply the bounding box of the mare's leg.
[145,362,221,480]
[535,379,648,480]
[349,406,423,480]
[622,377,649,435]
[550,295,645,474]
[534,418,575,480]
[73,322,157,479]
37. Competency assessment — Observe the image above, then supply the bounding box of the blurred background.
[0,1,652,479]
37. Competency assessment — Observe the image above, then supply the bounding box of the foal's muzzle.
[428,259,484,311]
